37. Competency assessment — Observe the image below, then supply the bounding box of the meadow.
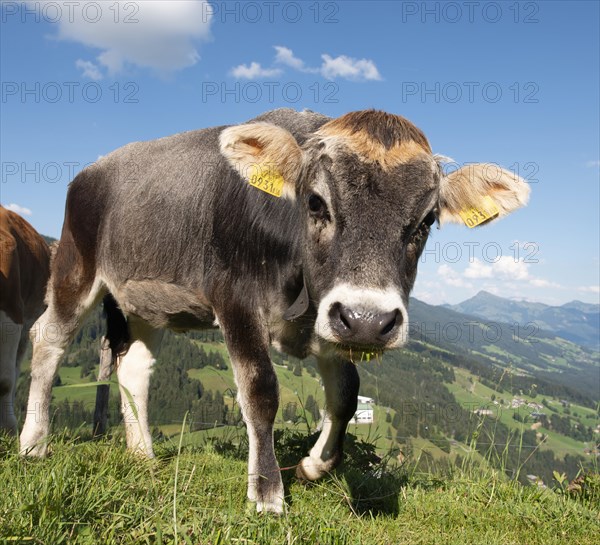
[1,429,598,545]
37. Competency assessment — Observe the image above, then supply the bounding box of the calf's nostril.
[377,309,402,339]
[380,311,398,336]
[329,303,355,339]
[338,306,352,330]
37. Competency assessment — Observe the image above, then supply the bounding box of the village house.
[511,397,526,409]
[473,408,495,416]
[353,396,375,424]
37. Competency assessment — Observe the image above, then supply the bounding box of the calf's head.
[220,110,529,355]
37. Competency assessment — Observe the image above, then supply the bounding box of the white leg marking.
[298,416,347,481]
[117,319,162,458]
[0,311,23,434]
[246,423,285,514]
[297,356,359,481]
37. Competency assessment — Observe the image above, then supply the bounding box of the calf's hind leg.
[20,278,106,456]
[116,318,162,458]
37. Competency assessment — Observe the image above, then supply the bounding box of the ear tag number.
[249,164,285,198]
[458,196,500,228]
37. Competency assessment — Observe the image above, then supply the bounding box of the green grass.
[1,434,598,545]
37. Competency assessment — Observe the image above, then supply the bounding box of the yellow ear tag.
[458,196,500,228]
[249,164,285,198]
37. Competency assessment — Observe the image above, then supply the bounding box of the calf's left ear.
[219,122,303,200]
[438,162,530,226]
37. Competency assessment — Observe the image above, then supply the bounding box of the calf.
[0,206,50,434]
[20,109,529,512]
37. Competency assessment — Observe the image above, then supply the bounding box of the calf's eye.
[308,193,327,218]
[409,209,437,242]
[423,210,436,227]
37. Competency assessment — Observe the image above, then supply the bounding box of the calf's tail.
[93,294,130,437]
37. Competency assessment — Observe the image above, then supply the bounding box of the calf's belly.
[113,279,215,330]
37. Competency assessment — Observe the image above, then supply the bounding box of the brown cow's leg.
[217,307,284,514]
[296,356,359,481]
[0,311,23,435]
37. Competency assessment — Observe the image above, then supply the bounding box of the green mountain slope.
[410,297,599,402]
[15,296,599,487]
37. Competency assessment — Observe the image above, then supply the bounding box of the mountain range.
[445,290,599,350]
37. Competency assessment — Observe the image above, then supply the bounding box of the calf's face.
[298,128,439,353]
[220,110,529,355]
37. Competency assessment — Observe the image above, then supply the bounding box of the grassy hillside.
[15,305,599,489]
[9,302,600,544]
[446,367,594,458]
[1,435,598,545]
[409,298,600,402]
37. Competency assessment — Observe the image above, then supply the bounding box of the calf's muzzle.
[328,302,401,347]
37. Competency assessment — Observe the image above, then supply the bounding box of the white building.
[511,397,526,409]
[354,396,375,424]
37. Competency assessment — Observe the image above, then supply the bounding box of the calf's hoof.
[19,435,48,457]
[255,498,285,515]
[296,456,328,482]
[248,475,285,514]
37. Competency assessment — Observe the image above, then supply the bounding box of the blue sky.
[1,0,598,306]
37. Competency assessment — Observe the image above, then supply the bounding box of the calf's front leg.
[218,308,284,514]
[297,355,359,481]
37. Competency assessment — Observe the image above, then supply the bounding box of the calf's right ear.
[219,122,304,200]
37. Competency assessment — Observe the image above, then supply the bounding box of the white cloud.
[274,46,311,71]
[465,257,529,281]
[585,160,600,168]
[232,46,382,82]
[29,1,213,75]
[438,264,473,288]
[5,203,32,216]
[320,54,382,81]
[412,287,447,305]
[458,257,563,292]
[464,259,493,279]
[578,285,600,294]
[493,257,530,281]
[484,285,501,296]
[230,62,282,80]
[529,278,561,288]
[75,59,103,80]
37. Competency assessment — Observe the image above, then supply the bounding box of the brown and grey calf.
[0,206,50,434]
[20,109,529,512]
